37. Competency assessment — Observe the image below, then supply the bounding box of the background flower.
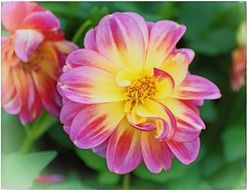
[1,2,77,124]
[58,12,221,174]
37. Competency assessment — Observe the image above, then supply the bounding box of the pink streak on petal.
[174,75,222,100]
[167,137,200,165]
[106,120,142,174]
[21,11,60,32]
[172,120,201,142]
[14,29,44,62]
[142,132,173,173]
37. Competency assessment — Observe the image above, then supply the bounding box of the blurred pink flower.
[231,22,246,91]
[1,2,77,124]
[58,12,221,174]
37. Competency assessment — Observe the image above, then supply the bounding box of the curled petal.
[70,102,124,149]
[161,98,205,130]
[172,75,221,100]
[14,29,44,62]
[106,118,142,174]
[142,131,173,173]
[58,66,124,104]
[135,99,176,140]
[161,49,195,86]
[153,68,175,99]
[167,137,200,165]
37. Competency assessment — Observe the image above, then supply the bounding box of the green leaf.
[97,171,120,185]
[76,149,107,171]
[134,159,187,183]
[200,100,218,123]
[2,151,57,189]
[190,28,235,55]
[222,126,245,162]
[1,110,25,154]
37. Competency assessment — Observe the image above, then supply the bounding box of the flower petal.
[92,139,109,158]
[142,131,173,173]
[161,98,205,130]
[106,118,142,174]
[84,28,98,51]
[135,99,176,140]
[64,49,119,73]
[96,12,145,70]
[172,120,201,142]
[58,66,124,104]
[145,21,186,69]
[161,49,195,86]
[172,75,222,100]
[153,68,175,99]
[167,137,200,165]
[14,29,44,62]
[21,10,60,32]
[69,102,125,149]
[2,2,43,32]
[60,100,87,134]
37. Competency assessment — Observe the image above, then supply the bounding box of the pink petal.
[60,100,87,134]
[3,92,22,114]
[172,120,201,142]
[124,12,149,51]
[142,131,173,173]
[69,102,124,149]
[161,98,206,130]
[92,139,109,158]
[145,20,186,68]
[55,40,78,55]
[173,75,222,100]
[21,11,60,32]
[106,118,142,174]
[146,21,154,35]
[64,49,119,73]
[96,12,145,69]
[167,137,200,165]
[58,66,124,104]
[14,29,44,62]
[84,28,98,51]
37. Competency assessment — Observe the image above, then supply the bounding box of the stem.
[122,174,130,189]
[19,112,57,154]
[20,135,34,154]
[72,20,92,44]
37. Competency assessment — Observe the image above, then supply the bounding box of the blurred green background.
[2,2,246,189]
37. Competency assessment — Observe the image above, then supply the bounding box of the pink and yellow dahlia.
[58,12,221,174]
[1,2,77,124]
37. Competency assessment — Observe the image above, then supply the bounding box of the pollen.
[124,75,157,112]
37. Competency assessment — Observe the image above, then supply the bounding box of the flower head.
[1,2,77,124]
[231,22,246,91]
[58,12,221,174]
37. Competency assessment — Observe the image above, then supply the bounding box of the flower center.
[124,75,157,112]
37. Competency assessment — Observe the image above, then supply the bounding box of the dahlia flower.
[1,2,77,124]
[231,22,246,91]
[58,12,221,174]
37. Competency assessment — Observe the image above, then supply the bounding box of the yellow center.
[124,75,157,112]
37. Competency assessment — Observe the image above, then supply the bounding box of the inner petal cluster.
[124,75,157,112]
